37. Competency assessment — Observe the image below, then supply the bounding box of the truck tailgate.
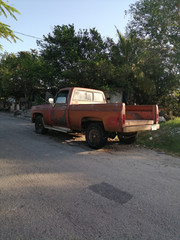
[123,105,160,132]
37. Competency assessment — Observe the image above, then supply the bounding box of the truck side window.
[55,90,69,104]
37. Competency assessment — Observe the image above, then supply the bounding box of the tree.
[0,0,20,50]
[127,0,180,109]
[127,0,180,73]
[37,24,112,92]
[128,0,180,45]
[0,51,43,107]
[109,29,141,103]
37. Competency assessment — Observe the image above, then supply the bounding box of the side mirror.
[48,98,54,104]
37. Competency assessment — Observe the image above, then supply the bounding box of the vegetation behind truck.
[31,87,159,149]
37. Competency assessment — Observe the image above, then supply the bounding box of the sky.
[1,0,137,54]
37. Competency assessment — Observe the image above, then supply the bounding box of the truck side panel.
[68,103,124,132]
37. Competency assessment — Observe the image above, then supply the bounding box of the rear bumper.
[123,124,160,133]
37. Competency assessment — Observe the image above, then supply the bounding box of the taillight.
[156,105,159,123]
[122,114,125,125]
[156,113,159,123]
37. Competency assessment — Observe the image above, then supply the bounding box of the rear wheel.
[85,123,107,149]
[118,132,137,144]
[35,115,47,134]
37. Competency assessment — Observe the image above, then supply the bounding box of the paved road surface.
[0,112,180,240]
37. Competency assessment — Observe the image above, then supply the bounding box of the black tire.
[85,123,107,149]
[118,132,137,144]
[35,115,47,134]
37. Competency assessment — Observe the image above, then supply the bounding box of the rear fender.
[81,118,104,130]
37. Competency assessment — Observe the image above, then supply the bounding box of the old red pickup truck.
[31,87,159,149]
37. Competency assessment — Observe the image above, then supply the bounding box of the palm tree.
[0,1,21,50]
[109,28,137,103]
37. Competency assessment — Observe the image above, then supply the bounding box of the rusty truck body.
[31,87,159,149]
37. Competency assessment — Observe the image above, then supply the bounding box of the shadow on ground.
[46,130,136,152]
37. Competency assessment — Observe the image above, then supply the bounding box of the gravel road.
[0,112,180,240]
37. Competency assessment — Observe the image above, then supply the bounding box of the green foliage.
[110,29,161,104]
[133,0,180,62]
[0,51,43,104]
[159,89,180,116]
[137,118,180,156]
[127,0,180,107]
[37,24,113,92]
[0,0,21,50]
[110,30,138,102]
[128,0,180,47]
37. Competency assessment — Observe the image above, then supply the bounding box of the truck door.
[49,90,69,127]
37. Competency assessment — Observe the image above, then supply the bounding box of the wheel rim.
[89,128,100,146]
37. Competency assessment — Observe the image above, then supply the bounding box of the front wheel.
[35,115,47,134]
[85,123,107,149]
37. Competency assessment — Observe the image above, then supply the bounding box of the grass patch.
[137,117,180,156]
